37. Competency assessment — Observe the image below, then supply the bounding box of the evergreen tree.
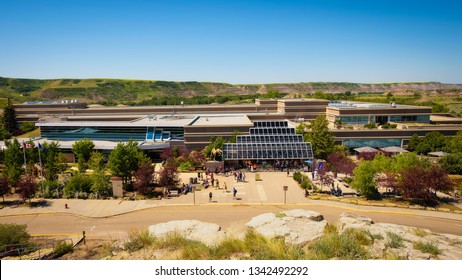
[304,115,335,159]
[1,98,18,134]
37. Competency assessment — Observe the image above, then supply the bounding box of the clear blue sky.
[1,0,461,84]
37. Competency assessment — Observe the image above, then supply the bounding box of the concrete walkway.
[1,171,461,222]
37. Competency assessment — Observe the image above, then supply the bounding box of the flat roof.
[36,114,197,127]
[189,114,252,126]
[327,101,430,110]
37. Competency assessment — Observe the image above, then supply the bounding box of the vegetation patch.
[413,241,442,256]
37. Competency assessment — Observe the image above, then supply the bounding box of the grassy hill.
[1,77,461,114]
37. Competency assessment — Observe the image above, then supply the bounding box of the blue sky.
[0,0,461,84]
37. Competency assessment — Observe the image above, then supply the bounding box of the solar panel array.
[223,121,313,160]
[249,127,295,135]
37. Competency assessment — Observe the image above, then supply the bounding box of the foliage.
[16,176,38,202]
[53,241,74,257]
[0,223,31,251]
[124,229,156,252]
[88,151,106,172]
[0,126,11,140]
[407,132,451,155]
[243,230,304,260]
[413,241,442,256]
[42,141,66,182]
[91,170,111,198]
[397,164,453,205]
[1,98,19,134]
[133,161,156,196]
[72,138,95,172]
[2,139,24,187]
[327,150,356,176]
[109,140,144,191]
[228,130,242,143]
[363,123,377,129]
[19,122,36,134]
[385,232,405,249]
[63,174,92,198]
[306,227,370,260]
[303,115,335,159]
[158,165,179,190]
[439,153,462,175]
[381,123,397,129]
[352,159,380,199]
[0,176,9,202]
[188,150,206,167]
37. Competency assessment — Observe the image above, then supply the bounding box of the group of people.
[233,171,246,182]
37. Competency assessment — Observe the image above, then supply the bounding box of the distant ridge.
[1,77,461,104]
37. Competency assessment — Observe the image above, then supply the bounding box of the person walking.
[223,182,227,193]
[233,187,237,199]
[209,191,213,202]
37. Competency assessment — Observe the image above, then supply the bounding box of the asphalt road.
[2,204,462,240]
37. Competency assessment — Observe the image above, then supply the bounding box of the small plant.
[411,228,429,238]
[366,230,384,241]
[292,172,303,183]
[363,123,377,129]
[275,213,287,218]
[124,229,156,252]
[386,232,405,249]
[53,241,74,257]
[413,241,442,256]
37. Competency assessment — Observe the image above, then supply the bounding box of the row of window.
[343,138,402,148]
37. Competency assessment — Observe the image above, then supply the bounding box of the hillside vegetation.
[1,77,461,115]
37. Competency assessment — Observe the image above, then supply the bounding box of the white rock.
[148,220,224,246]
[282,209,324,221]
[245,213,277,228]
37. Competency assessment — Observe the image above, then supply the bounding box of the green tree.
[42,141,66,182]
[304,115,335,159]
[406,134,421,152]
[1,98,18,134]
[447,130,462,154]
[352,159,380,199]
[109,140,143,191]
[72,138,95,173]
[438,153,462,175]
[89,151,110,198]
[0,126,11,140]
[0,223,31,252]
[3,139,24,187]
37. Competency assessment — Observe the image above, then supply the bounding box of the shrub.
[53,241,74,257]
[363,123,377,129]
[385,232,405,248]
[0,223,31,251]
[306,227,370,260]
[63,174,92,198]
[413,241,442,256]
[124,229,156,252]
[292,172,303,183]
[301,180,312,190]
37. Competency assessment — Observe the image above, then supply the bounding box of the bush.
[385,232,405,248]
[413,241,442,256]
[301,180,312,190]
[53,241,74,257]
[381,123,397,129]
[0,223,31,251]
[124,229,156,252]
[292,172,303,183]
[63,174,92,198]
[307,227,370,260]
[363,123,377,129]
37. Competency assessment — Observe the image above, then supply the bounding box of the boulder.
[148,220,224,246]
[245,210,326,245]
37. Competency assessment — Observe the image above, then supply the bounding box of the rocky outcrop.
[338,213,462,260]
[148,220,224,246]
[245,209,327,244]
